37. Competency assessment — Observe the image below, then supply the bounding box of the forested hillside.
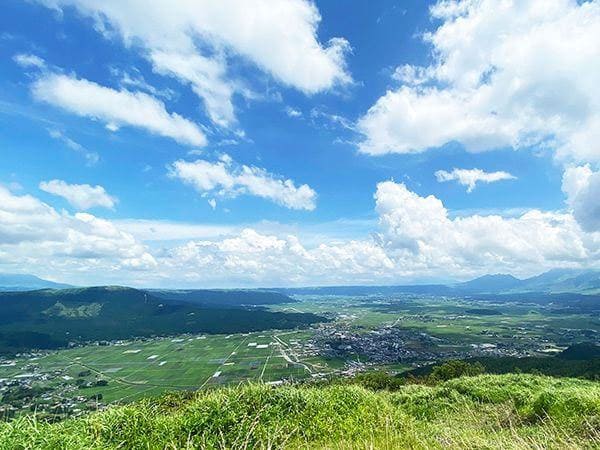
[0,287,323,354]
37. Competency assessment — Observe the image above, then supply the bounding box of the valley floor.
[1,293,598,420]
[1,374,599,449]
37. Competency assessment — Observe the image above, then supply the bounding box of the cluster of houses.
[0,356,106,420]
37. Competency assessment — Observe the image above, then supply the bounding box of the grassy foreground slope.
[1,374,599,449]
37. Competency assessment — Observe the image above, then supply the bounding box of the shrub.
[428,360,486,382]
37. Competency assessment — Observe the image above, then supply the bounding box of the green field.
[0,330,341,415]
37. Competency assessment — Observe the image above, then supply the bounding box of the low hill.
[1,374,598,449]
[0,287,324,355]
[400,351,600,380]
[0,273,71,291]
[395,344,600,382]
[558,342,600,360]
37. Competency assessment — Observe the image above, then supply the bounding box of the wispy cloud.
[435,168,516,192]
[13,53,46,69]
[39,179,117,210]
[48,129,99,166]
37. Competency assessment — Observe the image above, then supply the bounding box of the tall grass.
[1,374,599,449]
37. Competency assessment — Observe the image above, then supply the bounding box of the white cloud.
[0,185,155,283]
[161,229,393,287]
[435,168,516,192]
[140,178,600,285]
[36,0,351,127]
[150,51,236,128]
[111,67,176,101]
[48,129,99,166]
[13,53,46,69]
[285,107,302,118]
[169,156,317,211]
[374,181,599,278]
[562,165,600,232]
[39,179,117,210]
[32,73,207,147]
[0,183,388,287]
[310,108,355,131]
[358,0,600,162]
[1,181,600,287]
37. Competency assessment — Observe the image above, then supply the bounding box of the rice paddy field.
[0,330,334,410]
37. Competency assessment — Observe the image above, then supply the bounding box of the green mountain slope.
[1,374,598,449]
[0,287,324,354]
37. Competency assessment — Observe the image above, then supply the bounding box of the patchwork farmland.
[0,331,325,416]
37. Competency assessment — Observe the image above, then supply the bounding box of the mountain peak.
[0,273,72,291]
[457,274,523,292]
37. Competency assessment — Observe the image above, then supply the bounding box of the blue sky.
[0,0,599,287]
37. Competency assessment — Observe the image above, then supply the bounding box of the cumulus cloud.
[139,182,600,286]
[2,181,600,287]
[32,73,207,147]
[0,182,389,287]
[39,179,117,210]
[373,181,599,277]
[0,185,155,282]
[435,168,516,192]
[36,0,351,127]
[357,0,600,162]
[562,165,600,232]
[169,156,317,211]
[161,229,393,287]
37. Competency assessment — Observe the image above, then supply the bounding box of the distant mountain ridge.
[0,273,72,291]
[2,268,599,297]
[459,269,600,294]
[275,269,600,296]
